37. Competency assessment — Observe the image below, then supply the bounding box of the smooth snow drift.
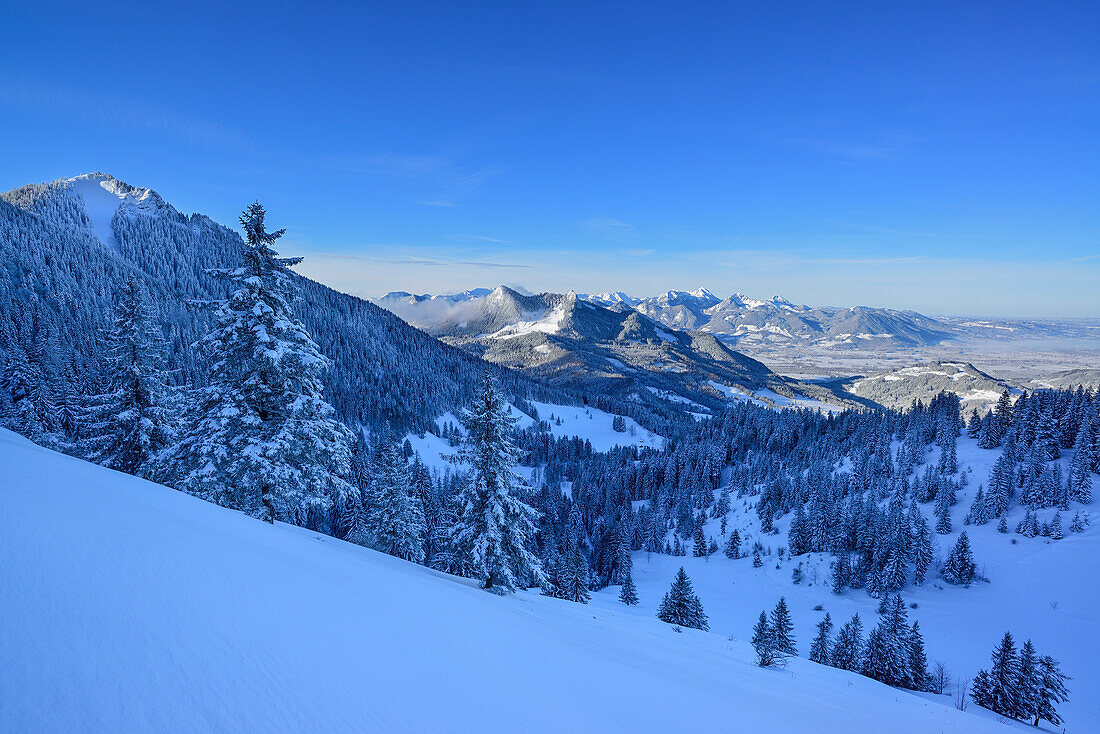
[0,430,1018,733]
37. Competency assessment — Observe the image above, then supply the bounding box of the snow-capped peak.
[65,173,167,251]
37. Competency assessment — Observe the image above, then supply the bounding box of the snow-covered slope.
[66,173,167,250]
[614,435,1098,730]
[407,400,665,474]
[0,430,1017,733]
[846,361,1021,413]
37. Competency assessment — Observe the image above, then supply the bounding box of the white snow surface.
[0,430,1019,733]
[612,436,1099,730]
[526,399,663,451]
[408,401,662,475]
[484,303,565,339]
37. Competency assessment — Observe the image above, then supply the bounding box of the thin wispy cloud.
[307,252,531,269]
[577,216,638,242]
[826,220,940,238]
[0,75,256,153]
[321,152,505,202]
[445,234,513,244]
[1058,253,1100,264]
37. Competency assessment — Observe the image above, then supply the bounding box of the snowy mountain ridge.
[392,286,955,350]
[376,285,855,415]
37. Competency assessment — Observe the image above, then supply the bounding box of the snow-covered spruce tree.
[452,373,543,593]
[692,525,708,557]
[618,570,639,606]
[165,202,353,523]
[81,277,172,478]
[752,610,776,667]
[336,432,372,544]
[1069,420,1094,503]
[552,504,590,603]
[1033,654,1070,728]
[830,613,864,672]
[0,345,52,441]
[971,632,1020,718]
[942,531,977,585]
[1014,639,1039,722]
[912,515,935,585]
[808,612,833,665]
[862,594,912,689]
[656,567,708,630]
[723,528,740,559]
[366,437,426,563]
[909,621,930,692]
[770,596,796,657]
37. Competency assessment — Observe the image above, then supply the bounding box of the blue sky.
[1,1,1098,316]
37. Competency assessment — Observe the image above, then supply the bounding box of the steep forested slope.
[0,174,571,432]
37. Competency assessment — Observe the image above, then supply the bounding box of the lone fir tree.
[166,202,353,523]
[452,374,543,593]
[656,567,708,630]
[82,277,172,479]
[618,571,639,606]
[942,531,977,585]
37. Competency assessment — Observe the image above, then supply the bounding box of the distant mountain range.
[383,286,956,350]
[375,286,858,413]
[591,288,954,349]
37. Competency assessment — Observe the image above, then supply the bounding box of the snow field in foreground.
[0,429,1015,733]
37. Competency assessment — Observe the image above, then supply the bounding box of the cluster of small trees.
[752,597,796,666]
[802,595,931,692]
[970,632,1070,728]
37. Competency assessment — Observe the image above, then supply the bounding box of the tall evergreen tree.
[770,597,796,657]
[1033,654,1070,728]
[863,594,912,688]
[830,613,865,672]
[752,610,776,666]
[656,567,708,630]
[1,346,50,441]
[164,202,353,522]
[452,373,543,593]
[972,632,1020,718]
[82,278,172,477]
[908,621,930,692]
[1013,639,1039,722]
[913,516,935,585]
[1069,420,1094,503]
[552,504,591,603]
[692,524,708,557]
[618,570,639,606]
[723,528,741,558]
[366,437,426,562]
[809,612,833,665]
[942,531,977,585]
